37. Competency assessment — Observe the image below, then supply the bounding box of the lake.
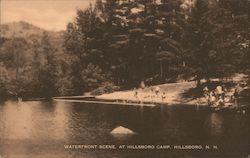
[0,100,249,158]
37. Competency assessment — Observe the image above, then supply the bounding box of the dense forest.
[0,0,249,99]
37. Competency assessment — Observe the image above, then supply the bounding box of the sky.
[0,0,94,31]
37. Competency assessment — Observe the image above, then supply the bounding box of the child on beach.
[155,86,161,101]
[150,87,155,102]
[134,88,138,98]
[203,86,209,101]
[134,88,143,104]
[155,86,160,94]
[215,85,223,100]
[161,92,166,102]
[209,91,216,106]
[216,96,224,107]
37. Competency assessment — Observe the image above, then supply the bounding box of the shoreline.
[96,74,249,106]
[96,81,209,106]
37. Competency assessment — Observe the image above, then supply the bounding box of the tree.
[0,37,27,96]
[0,64,8,99]
[183,0,237,85]
[64,0,248,91]
[37,32,58,98]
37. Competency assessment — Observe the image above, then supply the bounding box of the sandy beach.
[96,81,206,105]
[96,74,249,106]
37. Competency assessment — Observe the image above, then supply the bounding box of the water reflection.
[0,101,34,139]
[52,101,72,140]
[205,113,224,136]
[0,101,74,142]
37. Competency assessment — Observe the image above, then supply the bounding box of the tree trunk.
[196,75,201,87]
[160,60,163,79]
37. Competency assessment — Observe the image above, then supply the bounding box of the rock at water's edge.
[110,126,135,135]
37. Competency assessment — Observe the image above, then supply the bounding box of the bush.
[90,82,120,95]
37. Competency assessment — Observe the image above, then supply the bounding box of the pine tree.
[183,0,236,85]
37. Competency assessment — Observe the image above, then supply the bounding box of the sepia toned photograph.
[0,0,249,157]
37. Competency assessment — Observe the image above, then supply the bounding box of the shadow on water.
[0,100,249,158]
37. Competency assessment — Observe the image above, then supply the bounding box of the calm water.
[0,100,249,158]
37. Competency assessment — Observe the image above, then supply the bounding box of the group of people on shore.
[203,85,239,107]
[133,83,240,106]
[134,86,167,104]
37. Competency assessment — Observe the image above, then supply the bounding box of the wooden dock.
[53,98,156,107]
[53,96,95,99]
